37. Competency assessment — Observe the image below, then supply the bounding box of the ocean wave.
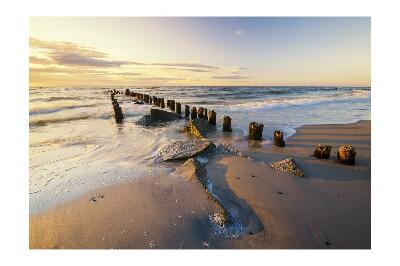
[30,115,92,127]
[29,102,101,115]
[228,91,370,110]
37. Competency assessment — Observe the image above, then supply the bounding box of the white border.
[2,0,399,265]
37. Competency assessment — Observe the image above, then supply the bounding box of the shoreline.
[30,120,371,249]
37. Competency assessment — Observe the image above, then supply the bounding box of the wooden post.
[112,100,124,123]
[170,100,175,111]
[161,98,165,108]
[314,144,332,159]
[204,108,208,120]
[337,145,356,165]
[111,93,115,101]
[248,122,263,141]
[176,102,181,115]
[273,130,285,147]
[191,107,197,120]
[125,89,130,95]
[208,110,216,125]
[198,107,204,118]
[223,116,232,132]
[185,105,190,118]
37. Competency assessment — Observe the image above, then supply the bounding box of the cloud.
[211,74,249,80]
[235,29,245,36]
[151,62,217,69]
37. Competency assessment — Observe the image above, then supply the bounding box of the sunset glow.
[29,17,370,87]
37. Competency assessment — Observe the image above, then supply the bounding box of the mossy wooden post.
[273,130,285,147]
[185,105,190,118]
[170,100,175,111]
[176,102,181,115]
[204,108,208,120]
[314,144,332,159]
[248,122,263,141]
[223,116,232,132]
[191,107,197,120]
[208,110,216,126]
[337,145,356,165]
[161,98,165,108]
[198,107,204,118]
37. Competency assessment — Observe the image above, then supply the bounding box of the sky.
[29,17,370,87]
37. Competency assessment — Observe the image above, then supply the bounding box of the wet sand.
[30,120,370,249]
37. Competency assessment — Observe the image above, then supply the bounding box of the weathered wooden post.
[125,89,130,95]
[223,116,232,132]
[208,110,216,126]
[191,107,197,120]
[185,105,190,118]
[337,145,356,165]
[176,102,181,115]
[152,96,157,105]
[161,98,165,108]
[112,100,124,123]
[314,144,332,159]
[203,108,208,120]
[248,122,263,141]
[170,100,175,111]
[198,107,204,118]
[273,130,285,147]
[111,93,115,101]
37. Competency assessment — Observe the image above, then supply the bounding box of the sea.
[29,86,371,214]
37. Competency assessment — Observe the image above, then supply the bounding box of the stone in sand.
[314,144,332,159]
[182,118,210,139]
[248,122,263,141]
[223,116,232,132]
[273,130,285,147]
[270,157,304,177]
[154,139,215,162]
[337,145,356,165]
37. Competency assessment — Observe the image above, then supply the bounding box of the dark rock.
[273,130,285,147]
[154,139,215,162]
[314,144,332,159]
[135,108,181,126]
[223,116,232,132]
[337,145,356,165]
[133,100,144,104]
[248,122,263,141]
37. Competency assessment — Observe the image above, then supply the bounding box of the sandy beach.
[30,120,370,249]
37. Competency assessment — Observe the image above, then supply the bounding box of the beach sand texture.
[30,120,370,249]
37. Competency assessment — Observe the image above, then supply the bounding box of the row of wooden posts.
[108,88,285,146]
